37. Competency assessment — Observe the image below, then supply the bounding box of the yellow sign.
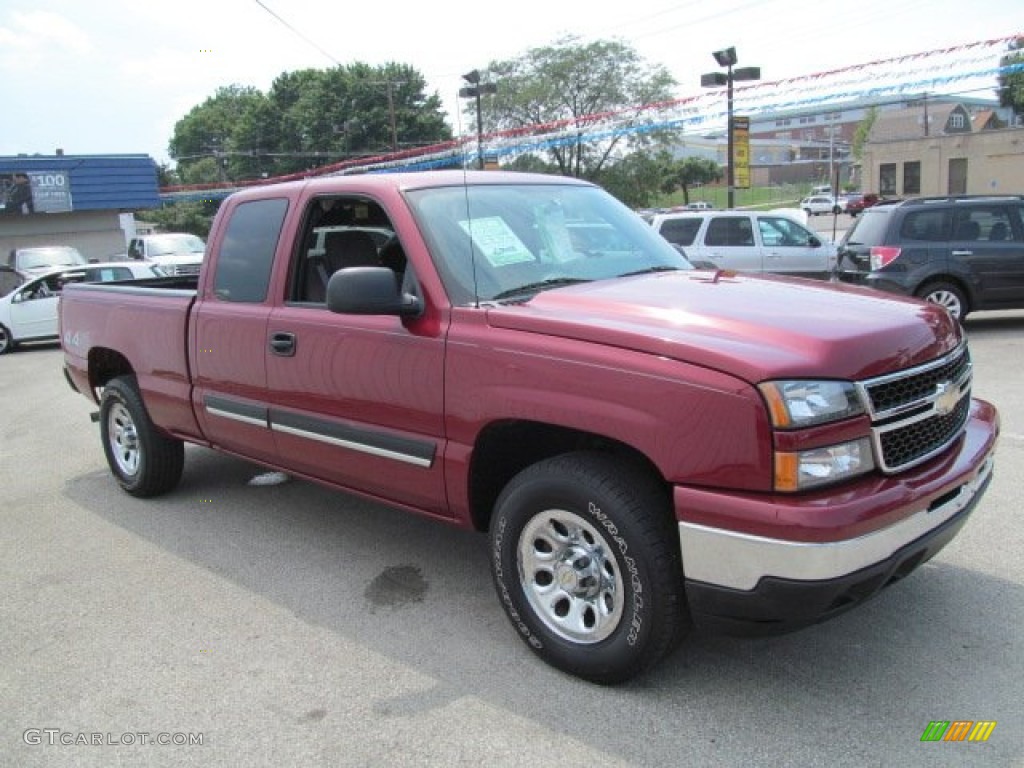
[733,116,750,190]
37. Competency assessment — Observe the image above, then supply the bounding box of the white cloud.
[0,10,93,71]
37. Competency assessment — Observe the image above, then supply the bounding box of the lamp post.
[459,70,497,170]
[701,47,760,209]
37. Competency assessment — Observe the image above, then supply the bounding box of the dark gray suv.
[837,195,1024,320]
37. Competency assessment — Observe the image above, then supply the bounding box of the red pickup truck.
[60,171,998,683]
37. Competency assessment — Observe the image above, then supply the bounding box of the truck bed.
[60,278,203,440]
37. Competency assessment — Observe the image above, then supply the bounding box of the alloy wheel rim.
[517,509,624,644]
[108,402,140,476]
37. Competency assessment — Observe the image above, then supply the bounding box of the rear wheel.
[489,451,688,684]
[916,280,968,320]
[0,324,13,354]
[99,376,184,496]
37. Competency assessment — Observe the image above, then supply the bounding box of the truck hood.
[484,271,963,383]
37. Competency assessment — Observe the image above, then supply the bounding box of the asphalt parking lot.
[1,315,1022,767]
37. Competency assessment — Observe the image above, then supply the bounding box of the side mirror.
[326,267,423,317]
[809,236,822,248]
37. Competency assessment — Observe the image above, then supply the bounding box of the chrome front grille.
[858,345,972,473]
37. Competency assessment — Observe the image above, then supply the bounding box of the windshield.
[406,183,692,304]
[147,234,205,256]
[16,246,86,270]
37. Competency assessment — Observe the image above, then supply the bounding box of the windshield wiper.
[490,277,591,301]
[617,265,682,278]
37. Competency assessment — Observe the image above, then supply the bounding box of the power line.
[252,0,341,66]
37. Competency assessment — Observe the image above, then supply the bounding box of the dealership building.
[1,153,160,262]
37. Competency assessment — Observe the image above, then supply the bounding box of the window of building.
[879,163,898,196]
[799,116,816,124]
[903,161,921,195]
[949,113,965,129]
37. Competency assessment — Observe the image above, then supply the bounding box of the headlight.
[759,380,864,428]
[775,437,875,492]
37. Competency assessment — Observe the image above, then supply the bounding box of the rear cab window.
[212,198,289,303]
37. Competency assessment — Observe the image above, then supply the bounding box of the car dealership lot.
[2,329,1022,767]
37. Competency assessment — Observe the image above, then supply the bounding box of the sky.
[0,0,1021,166]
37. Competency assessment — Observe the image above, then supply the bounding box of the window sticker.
[459,216,535,266]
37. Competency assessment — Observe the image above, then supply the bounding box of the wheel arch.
[467,420,669,533]
[88,347,135,390]
[914,274,974,315]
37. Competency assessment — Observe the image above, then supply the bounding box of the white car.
[7,245,88,276]
[648,210,838,279]
[0,261,163,354]
[800,195,846,216]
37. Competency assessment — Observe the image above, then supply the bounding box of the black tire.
[489,451,689,684]
[832,205,842,215]
[99,375,184,497]
[916,280,968,321]
[0,324,13,355]
[803,208,813,218]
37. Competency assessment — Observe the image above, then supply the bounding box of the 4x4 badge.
[934,381,960,416]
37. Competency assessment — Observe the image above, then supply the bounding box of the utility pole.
[367,80,406,152]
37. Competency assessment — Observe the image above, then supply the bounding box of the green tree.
[168,64,452,181]
[269,62,449,173]
[851,106,879,163]
[595,150,674,209]
[660,155,722,205]
[482,37,676,179]
[168,85,268,181]
[142,200,219,238]
[997,37,1024,117]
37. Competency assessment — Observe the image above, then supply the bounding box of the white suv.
[800,195,846,216]
[647,210,837,280]
[127,233,205,276]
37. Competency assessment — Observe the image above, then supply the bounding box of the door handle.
[269,331,296,357]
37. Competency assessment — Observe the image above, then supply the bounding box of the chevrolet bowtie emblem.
[934,381,960,416]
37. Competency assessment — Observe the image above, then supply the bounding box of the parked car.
[8,245,87,276]
[799,195,845,216]
[648,210,837,279]
[676,201,713,211]
[127,233,205,276]
[837,194,1024,319]
[846,193,883,217]
[0,261,163,354]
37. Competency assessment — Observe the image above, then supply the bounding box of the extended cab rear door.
[191,196,290,466]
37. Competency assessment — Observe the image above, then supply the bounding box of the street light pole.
[701,47,759,209]
[460,70,497,170]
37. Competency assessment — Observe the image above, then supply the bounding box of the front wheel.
[916,280,968,320]
[489,452,688,684]
[99,376,184,497]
